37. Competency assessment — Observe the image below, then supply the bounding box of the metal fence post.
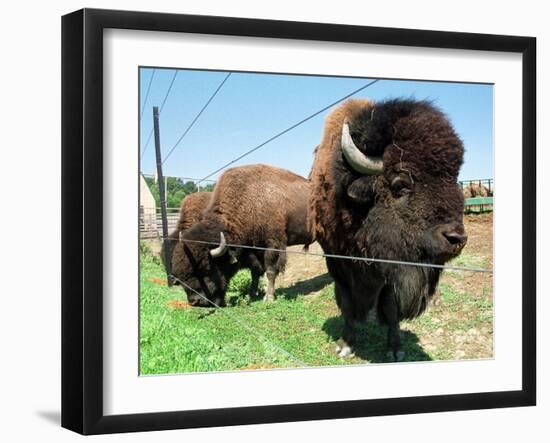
[153,106,169,241]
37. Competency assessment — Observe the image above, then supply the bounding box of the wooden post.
[153,106,169,240]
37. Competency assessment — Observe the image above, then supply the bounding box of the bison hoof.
[335,342,355,358]
[338,346,354,358]
[386,350,405,362]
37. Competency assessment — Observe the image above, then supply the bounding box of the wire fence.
[175,238,493,274]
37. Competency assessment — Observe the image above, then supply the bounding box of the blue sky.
[139,68,493,182]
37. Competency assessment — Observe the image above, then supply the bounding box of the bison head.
[316,99,467,318]
[171,220,241,307]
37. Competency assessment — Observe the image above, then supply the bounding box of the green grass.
[447,252,490,271]
[140,248,493,374]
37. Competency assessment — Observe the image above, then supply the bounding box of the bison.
[309,98,468,361]
[161,191,212,287]
[161,190,265,299]
[462,182,493,199]
[170,164,312,307]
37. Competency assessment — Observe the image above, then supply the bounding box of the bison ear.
[347,176,377,206]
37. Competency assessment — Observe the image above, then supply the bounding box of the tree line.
[144,176,215,208]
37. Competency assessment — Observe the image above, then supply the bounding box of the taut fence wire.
[175,238,493,274]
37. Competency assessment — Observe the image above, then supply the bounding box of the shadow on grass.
[276,273,333,300]
[322,316,432,363]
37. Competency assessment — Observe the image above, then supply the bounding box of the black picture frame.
[61,8,536,435]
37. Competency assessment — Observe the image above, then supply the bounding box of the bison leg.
[336,318,356,358]
[263,245,287,302]
[264,270,277,302]
[378,286,404,362]
[334,282,356,358]
[249,268,262,299]
[244,253,265,300]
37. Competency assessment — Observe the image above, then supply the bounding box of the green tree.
[143,175,215,209]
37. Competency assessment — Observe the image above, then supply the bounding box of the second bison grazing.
[162,190,264,299]
[161,191,212,287]
[309,98,468,361]
[171,164,312,307]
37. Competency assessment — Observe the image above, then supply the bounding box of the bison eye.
[391,175,412,196]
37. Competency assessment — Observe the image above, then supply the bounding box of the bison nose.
[441,228,468,248]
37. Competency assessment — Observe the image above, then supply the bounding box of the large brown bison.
[309,98,468,361]
[171,164,312,307]
[161,191,212,287]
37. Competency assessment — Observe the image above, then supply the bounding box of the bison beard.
[309,98,467,361]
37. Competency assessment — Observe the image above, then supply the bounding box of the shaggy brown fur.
[207,164,311,248]
[161,192,212,285]
[309,98,466,360]
[309,99,373,252]
[176,191,212,232]
[171,164,312,306]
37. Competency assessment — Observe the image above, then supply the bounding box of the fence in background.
[139,174,216,239]
[459,178,494,213]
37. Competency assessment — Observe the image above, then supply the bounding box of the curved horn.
[341,119,383,175]
[209,232,229,258]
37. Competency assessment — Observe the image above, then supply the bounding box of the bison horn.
[209,232,229,258]
[341,119,383,175]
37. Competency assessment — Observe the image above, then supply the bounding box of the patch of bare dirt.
[278,242,330,296]
[166,299,191,310]
[147,277,168,286]
[463,213,493,266]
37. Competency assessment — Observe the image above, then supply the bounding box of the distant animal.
[309,98,468,361]
[462,182,493,199]
[170,164,312,307]
[161,191,212,287]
